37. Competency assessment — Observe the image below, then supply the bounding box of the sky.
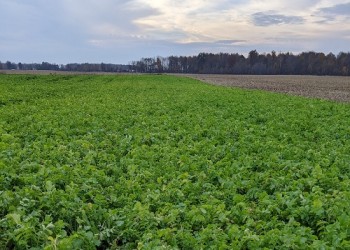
[1,0,350,64]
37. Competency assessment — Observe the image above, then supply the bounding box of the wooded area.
[132,50,350,75]
[0,61,129,72]
[1,50,350,75]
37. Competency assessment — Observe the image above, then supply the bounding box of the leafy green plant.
[0,74,350,249]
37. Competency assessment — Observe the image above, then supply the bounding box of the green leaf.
[7,213,21,225]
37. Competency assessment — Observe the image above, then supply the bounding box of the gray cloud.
[314,2,350,24]
[314,15,336,24]
[215,40,246,45]
[252,12,305,26]
[319,2,350,16]
[60,0,160,36]
[0,0,160,63]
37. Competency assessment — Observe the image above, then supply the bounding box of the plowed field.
[185,74,350,102]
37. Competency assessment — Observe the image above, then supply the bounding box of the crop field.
[186,74,350,102]
[1,74,350,249]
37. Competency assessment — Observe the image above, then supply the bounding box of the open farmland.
[186,74,350,102]
[1,74,350,249]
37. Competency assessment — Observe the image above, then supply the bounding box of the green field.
[1,74,350,249]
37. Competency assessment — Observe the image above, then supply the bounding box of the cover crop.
[0,74,350,249]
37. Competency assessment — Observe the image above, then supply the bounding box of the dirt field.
[184,74,350,102]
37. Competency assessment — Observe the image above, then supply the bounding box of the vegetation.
[2,50,350,75]
[133,51,350,75]
[0,61,129,73]
[0,74,350,249]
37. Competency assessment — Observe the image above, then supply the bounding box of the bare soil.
[183,74,350,102]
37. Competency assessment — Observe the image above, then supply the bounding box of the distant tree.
[179,56,188,73]
[248,50,259,66]
[168,56,180,73]
[337,52,350,76]
[197,53,207,73]
[155,57,163,73]
[325,53,337,75]
[6,61,16,70]
[265,51,278,74]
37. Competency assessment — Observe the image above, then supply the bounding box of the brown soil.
[183,74,350,102]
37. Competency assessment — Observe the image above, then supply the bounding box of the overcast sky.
[1,0,350,64]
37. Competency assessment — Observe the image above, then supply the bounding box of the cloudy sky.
[1,0,350,64]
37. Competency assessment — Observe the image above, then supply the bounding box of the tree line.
[1,50,350,75]
[131,50,350,76]
[0,61,129,72]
